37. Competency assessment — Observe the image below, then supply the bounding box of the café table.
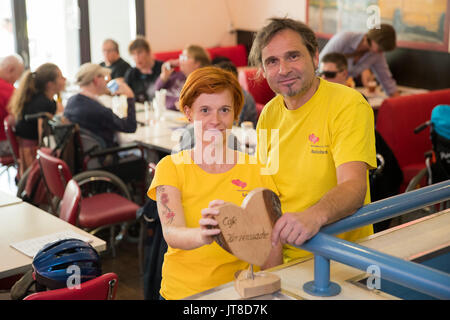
[0,201,106,279]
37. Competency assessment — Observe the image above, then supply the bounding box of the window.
[26,0,80,82]
[0,0,15,57]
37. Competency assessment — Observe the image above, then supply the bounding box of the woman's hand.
[114,78,134,98]
[199,200,224,245]
[160,61,175,83]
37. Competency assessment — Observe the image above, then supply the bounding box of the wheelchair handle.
[414,121,431,134]
[24,112,52,121]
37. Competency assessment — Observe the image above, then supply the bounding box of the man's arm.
[271,161,368,246]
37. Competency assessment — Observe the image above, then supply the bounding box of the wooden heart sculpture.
[213,188,282,267]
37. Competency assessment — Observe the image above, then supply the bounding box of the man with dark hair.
[100,39,131,79]
[250,17,376,263]
[124,36,163,103]
[319,24,399,97]
[319,52,350,86]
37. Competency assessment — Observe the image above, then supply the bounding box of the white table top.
[0,202,106,279]
[357,85,429,109]
[0,190,22,208]
[119,106,256,154]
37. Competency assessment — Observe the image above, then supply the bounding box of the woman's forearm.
[163,226,205,250]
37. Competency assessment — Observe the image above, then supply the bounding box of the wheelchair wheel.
[405,168,428,192]
[16,165,33,199]
[73,170,132,200]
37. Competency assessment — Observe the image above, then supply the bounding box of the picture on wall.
[307,0,450,51]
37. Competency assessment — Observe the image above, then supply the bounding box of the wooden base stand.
[234,270,281,298]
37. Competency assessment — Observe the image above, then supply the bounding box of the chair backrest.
[376,89,450,169]
[59,179,82,225]
[238,67,275,107]
[37,148,73,199]
[376,89,450,191]
[23,273,118,300]
[3,115,20,163]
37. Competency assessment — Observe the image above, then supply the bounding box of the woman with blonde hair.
[147,66,281,300]
[155,44,211,110]
[9,62,66,174]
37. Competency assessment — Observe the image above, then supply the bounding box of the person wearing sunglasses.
[319,24,399,97]
[319,52,350,86]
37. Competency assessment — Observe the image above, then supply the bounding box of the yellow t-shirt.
[147,150,279,300]
[256,79,377,263]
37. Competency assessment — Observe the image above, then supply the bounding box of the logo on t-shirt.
[232,179,249,197]
[309,133,329,155]
[309,133,319,144]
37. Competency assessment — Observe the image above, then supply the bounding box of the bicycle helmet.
[431,104,450,140]
[32,238,101,290]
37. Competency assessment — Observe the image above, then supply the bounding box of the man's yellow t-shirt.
[148,150,279,300]
[256,79,377,263]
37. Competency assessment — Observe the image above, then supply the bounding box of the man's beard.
[284,75,315,98]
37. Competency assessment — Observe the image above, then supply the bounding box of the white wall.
[89,0,136,66]
[145,0,236,52]
[227,0,307,31]
[144,0,307,53]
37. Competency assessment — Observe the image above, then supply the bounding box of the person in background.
[100,39,131,79]
[213,58,258,127]
[249,17,376,262]
[124,36,163,103]
[319,52,403,232]
[0,54,24,156]
[9,63,66,175]
[319,24,400,97]
[155,44,211,111]
[64,63,136,148]
[147,66,281,300]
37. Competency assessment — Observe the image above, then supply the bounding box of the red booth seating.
[153,44,248,67]
[376,88,450,192]
[238,67,275,117]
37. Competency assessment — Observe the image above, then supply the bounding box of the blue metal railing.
[295,179,450,299]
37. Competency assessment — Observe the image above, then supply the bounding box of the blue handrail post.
[303,255,341,297]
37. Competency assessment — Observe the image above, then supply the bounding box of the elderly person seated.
[100,39,131,79]
[64,63,136,148]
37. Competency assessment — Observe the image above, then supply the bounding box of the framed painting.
[307,0,450,52]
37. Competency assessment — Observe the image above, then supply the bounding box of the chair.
[37,150,140,257]
[23,272,118,300]
[1,115,20,181]
[238,67,275,118]
[376,89,450,192]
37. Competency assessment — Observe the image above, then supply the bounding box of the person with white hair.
[0,54,24,156]
[64,63,136,148]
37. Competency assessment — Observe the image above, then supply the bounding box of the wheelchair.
[15,112,149,212]
[400,105,450,222]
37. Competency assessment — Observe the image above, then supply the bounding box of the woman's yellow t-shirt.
[148,150,278,300]
[257,79,377,263]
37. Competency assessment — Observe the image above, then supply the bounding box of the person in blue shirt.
[319,24,400,97]
[64,63,136,148]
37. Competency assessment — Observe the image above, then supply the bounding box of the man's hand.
[271,209,326,247]
[271,161,368,247]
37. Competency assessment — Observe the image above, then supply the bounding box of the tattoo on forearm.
[157,186,175,224]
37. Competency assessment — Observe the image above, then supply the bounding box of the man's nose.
[278,59,291,75]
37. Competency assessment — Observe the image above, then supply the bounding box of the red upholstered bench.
[376,88,450,192]
[153,44,248,67]
[238,67,275,117]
